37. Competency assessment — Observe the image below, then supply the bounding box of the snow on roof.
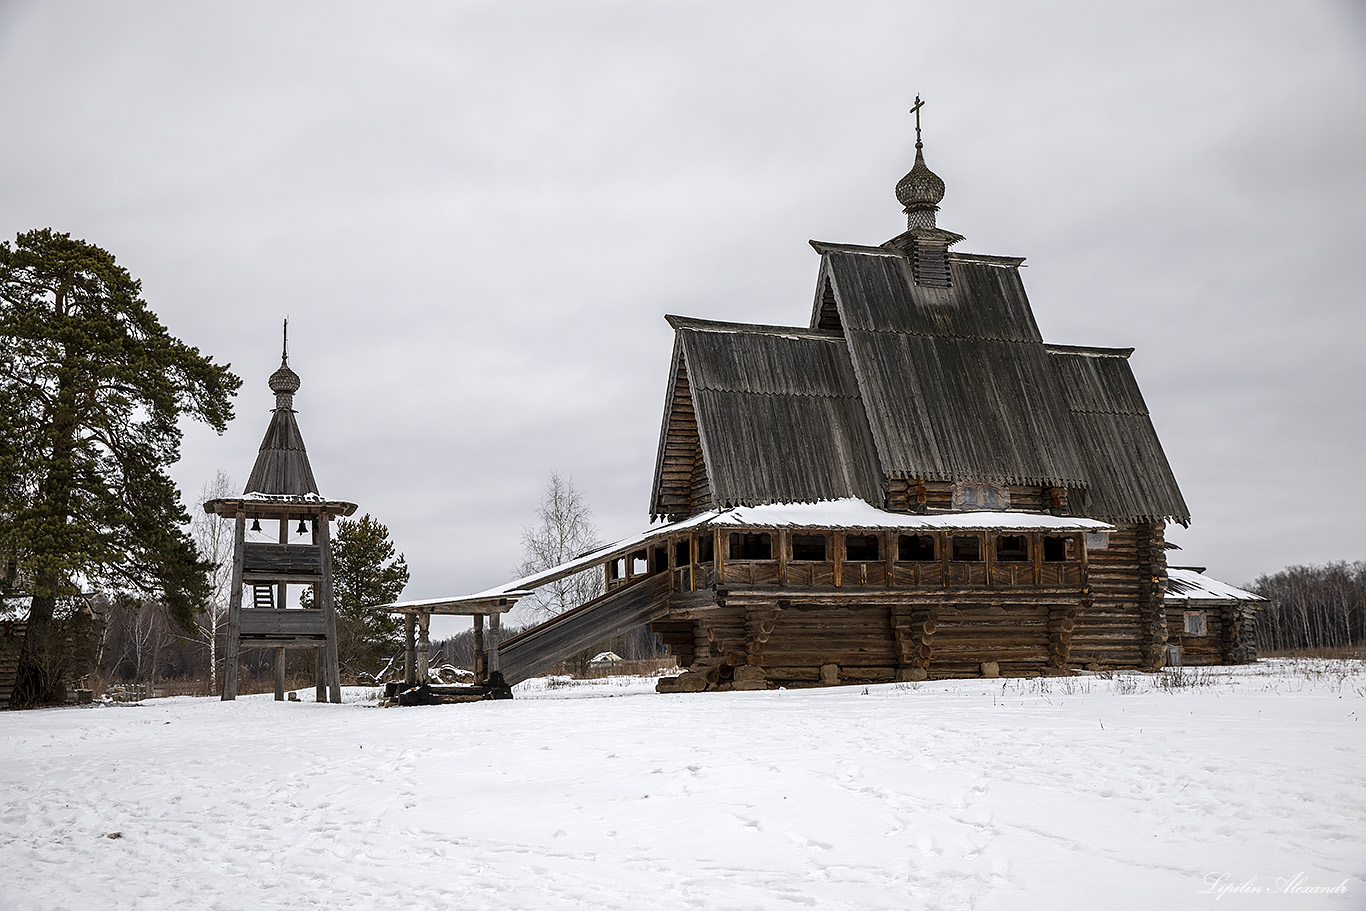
[703,499,1113,532]
[1166,567,1264,602]
[375,499,1112,612]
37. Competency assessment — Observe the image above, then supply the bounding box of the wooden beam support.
[404,613,416,686]
[221,511,246,701]
[318,516,343,703]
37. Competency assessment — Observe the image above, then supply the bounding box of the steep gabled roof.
[649,316,883,516]
[649,243,1189,525]
[816,245,1089,488]
[1047,345,1190,524]
[244,407,319,496]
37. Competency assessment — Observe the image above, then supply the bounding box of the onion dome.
[269,360,301,398]
[896,144,946,214]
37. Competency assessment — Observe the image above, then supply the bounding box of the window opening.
[996,534,1028,562]
[650,545,668,575]
[630,551,648,575]
[898,533,936,562]
[951,535,982,562]
[697,534,714,564]
[674,539,691,567]
[844,534,880,562]
[1183,611,1207,636]
[952,481,1011,511]
[1043,536,1069,563]
[791,534,827,562]
[728,532,772,561]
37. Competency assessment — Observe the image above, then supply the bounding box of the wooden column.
[311,519,325,703]
[776,530,788,587]
[318,515,342,703]
[416,611,430,683]
[404,614,417,685]
[222,511,246,701]
[487,610,502,677]
[314,642,326,703]
[274,518,288,701]
[472,614,485,682]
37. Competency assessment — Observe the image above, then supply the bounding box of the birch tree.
[516,472,603,620]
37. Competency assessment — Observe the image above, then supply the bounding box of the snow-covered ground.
[2,661,1363,910]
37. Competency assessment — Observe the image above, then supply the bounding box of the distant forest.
[1251,561,1366,653]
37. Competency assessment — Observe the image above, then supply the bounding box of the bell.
[250,519,261,532]
[297,520,308,535]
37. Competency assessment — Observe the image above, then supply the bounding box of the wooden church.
[378,101,1257,692]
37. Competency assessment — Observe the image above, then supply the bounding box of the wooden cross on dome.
[909,94,925,147]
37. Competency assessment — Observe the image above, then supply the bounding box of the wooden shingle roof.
[819,246,1089,488]
[649,243,1189,524]
[1047,345,1190,524]
[650,317,883,516]
[244,407,319,497]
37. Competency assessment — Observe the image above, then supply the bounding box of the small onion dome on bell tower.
[269,359,301,410]
[883,95,965,288]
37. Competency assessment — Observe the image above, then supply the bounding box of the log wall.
[1068,520,1167,670]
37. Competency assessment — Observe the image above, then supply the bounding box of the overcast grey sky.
[2,1,1363,623]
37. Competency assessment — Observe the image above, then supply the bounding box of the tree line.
[1250,561,1366,654]
[0,227,651,705]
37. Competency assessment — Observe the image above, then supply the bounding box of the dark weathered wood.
[404,613,416,686]
[318,518,342,703]
[221,512,247,701]
[238,609,326,638]
[275,519,288,702]
[496,575,671,685]
[242,543,323,578]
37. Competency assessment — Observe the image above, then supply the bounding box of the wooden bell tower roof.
[245,321,320,498]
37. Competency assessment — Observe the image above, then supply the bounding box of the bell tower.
[203,323,357,702]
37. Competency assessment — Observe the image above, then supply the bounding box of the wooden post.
[473,613,485,683]
[404,613,416,685]
[416,611,430,683]
[222,511,246,701]
[777,529,788,587]
[884,529,896,587]
[318,515,343,703]
[833,530,843,588]
[488,610,502,677]
[315,644,326,703]
[274,518,288,701]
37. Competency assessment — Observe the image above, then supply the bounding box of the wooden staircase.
[493,574,672,686]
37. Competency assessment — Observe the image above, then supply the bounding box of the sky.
[1,1,1363,628]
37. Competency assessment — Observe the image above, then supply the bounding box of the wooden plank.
[319,518,342,703]
[222,512,246,701]
[497,575,671,685]
[242,542,323,577]
[238,610,326,637]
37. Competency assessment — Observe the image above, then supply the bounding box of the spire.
[267,318,301,411]
[883,96,964,288]
[245,320,319,496]
[895,95,947,230]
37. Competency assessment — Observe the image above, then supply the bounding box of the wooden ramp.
[494,574,672,686]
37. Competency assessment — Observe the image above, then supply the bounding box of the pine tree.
[0,229,240,706]
[302,513,410,676]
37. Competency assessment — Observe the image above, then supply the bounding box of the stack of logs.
[1046,599,1078,673]
[892,606,936,681]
